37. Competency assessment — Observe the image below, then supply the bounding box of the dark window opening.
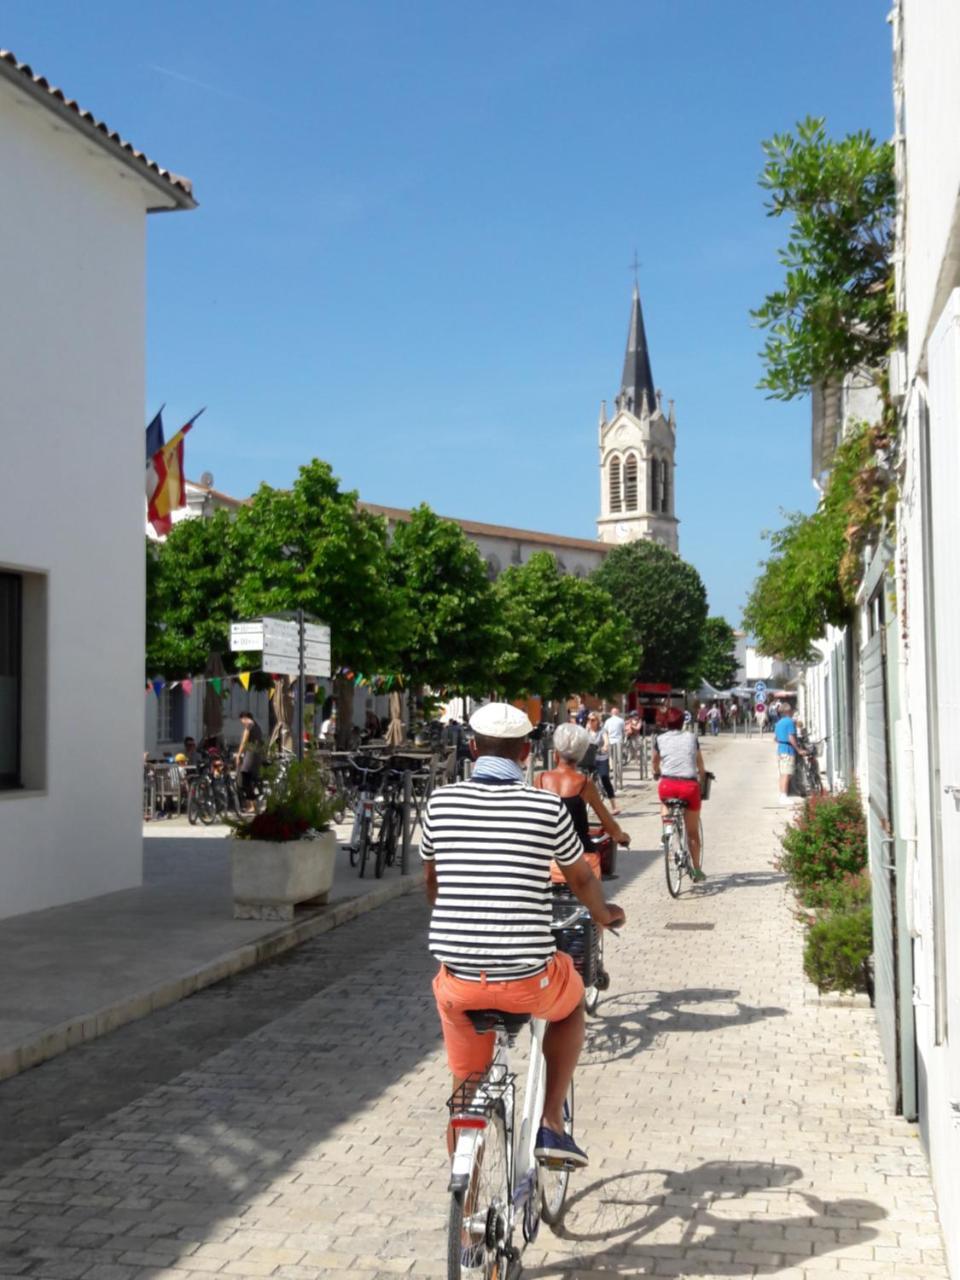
[0,573,22,788]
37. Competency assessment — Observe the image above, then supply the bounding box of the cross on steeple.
[629,251,642,287]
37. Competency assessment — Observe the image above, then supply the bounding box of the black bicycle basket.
[551,891,600,988]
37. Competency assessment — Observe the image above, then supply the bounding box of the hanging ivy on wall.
[743,423,897,661]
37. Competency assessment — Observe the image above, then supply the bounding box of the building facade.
[597,286,679,551]
[0,51,195,918]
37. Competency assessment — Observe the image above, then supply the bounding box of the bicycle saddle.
[465,1009,532,1037]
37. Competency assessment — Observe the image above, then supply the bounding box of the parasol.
[385,689,405,747]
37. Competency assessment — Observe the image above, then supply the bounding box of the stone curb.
[0,869,424,1083]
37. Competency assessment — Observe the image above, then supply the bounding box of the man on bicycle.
[421,702,625,1168]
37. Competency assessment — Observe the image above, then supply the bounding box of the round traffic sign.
[755,702,766,715]
[754,680,767,695]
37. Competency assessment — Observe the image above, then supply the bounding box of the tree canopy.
[231,459,410,675]
[742,425,888,660]
[387,504,500,694]
[492,552,636,701]
[146,509,239,679]
[752,117,896,401]
[699,616,739,689]
[591,541,707,687]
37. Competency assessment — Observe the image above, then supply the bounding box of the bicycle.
[662,797,703,897]
[344,755,385,877]
[445,902,594,1279]
[552,887,609,1015]
[795,738,823,796]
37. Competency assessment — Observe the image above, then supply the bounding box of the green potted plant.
[229,756,341,920]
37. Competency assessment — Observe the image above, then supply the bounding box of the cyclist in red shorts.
[652,707,707,882]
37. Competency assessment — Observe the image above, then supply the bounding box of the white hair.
[552,722,590,763]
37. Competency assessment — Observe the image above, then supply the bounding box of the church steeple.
[619,284,655,417]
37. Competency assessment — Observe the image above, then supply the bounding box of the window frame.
[0,572,23,790]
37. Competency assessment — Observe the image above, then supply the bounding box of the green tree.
[591,541,708,687]
[145,509,240,679]
[493,552,636,701]
[387,504,500,694]
[699,616,739,689]
[231,460,411,744]
[752,116,896,401]
[742,425,887,660]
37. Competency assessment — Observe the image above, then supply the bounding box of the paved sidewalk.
[0,736,948,1278]
[0,826,421,1081]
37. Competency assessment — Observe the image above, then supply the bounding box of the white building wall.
[897,3,960,1267]
[903,0,960,381]
[0,82,152,917]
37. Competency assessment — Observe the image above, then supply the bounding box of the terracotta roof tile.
[359,502,607,555]
[0,49,195,208]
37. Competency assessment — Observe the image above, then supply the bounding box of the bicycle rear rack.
[446,1068,516,1126]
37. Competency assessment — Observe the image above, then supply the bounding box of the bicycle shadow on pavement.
[524,1161,886,1276]
[692,869,789,898]
[583,987,788,1065]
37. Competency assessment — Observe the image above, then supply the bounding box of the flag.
[147,408,205,537]
[145,408,164,504]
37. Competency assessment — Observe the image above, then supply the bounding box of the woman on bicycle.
[535,723,630,872]
[652,706,706,881]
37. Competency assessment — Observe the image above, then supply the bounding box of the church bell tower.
[597,285,679,552]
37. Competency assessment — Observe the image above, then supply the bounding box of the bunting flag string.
[144,669,407,697]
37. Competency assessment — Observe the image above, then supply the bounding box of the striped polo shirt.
[420,756,583,980]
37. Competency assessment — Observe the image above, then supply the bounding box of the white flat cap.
[469,702,534,739]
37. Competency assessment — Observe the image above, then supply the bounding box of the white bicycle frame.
[450,1016,548,1238]
[449,905,588,1244]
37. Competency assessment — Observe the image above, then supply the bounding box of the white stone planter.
[231,829,338,920]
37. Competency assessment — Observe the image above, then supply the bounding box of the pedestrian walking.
[235,710,264,813]
[586,712,619,814]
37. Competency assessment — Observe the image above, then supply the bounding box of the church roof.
[620,284,656,415]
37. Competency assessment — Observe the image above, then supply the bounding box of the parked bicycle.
[344,754,386,878]
[187,753,241,825]
[795,736,824,796]
[445,900,593,1279]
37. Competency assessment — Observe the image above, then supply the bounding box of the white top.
[604,712,625,744]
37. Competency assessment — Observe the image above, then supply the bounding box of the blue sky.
[7,1,892,623]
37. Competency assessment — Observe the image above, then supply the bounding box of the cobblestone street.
[0,736,948,1278]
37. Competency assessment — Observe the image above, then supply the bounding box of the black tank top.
[536,775,593,851]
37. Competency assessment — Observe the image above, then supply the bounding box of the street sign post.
[229,614,333,759]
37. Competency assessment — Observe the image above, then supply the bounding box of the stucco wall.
[903,0,960,379]
[0,82,149,917]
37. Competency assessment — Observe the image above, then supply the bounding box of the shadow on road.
[694,869,789,898]
[584,986,787,1064]
[524,1161,886,1276]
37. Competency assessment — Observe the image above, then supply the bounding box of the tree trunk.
[334,673,355,750]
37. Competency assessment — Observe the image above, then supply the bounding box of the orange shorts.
[433,951,584,1079]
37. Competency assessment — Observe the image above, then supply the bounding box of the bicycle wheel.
[584,929,604,1016]
[186,782,202,826]
[358,813,372,878]
[381,803,402,868]
[664,824,684,898]
[194,777,216,826]
[540,1079,575,1227]
[447,1109,509,1279]
[347,811,362,867]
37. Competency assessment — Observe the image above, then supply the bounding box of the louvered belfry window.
[649,458,660,511]
[609,456,622,513]
[661,462,670,513]
[624,454,638,510]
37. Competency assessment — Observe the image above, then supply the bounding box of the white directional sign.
[230,622,264,652]
[230,616,332,677]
